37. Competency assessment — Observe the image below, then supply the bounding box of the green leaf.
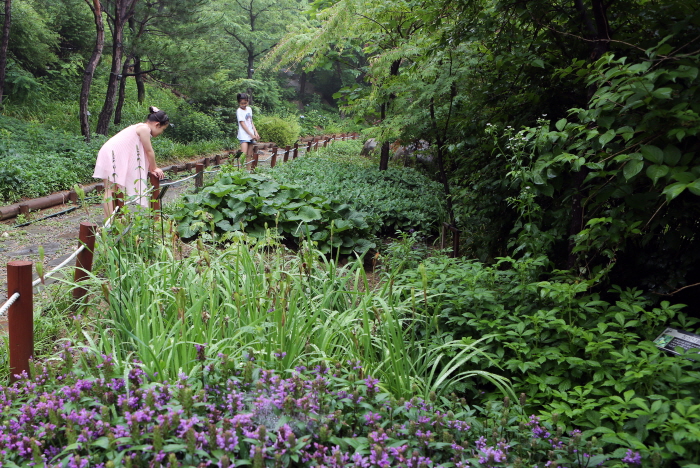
[641,145,664,164]
[353,238,375,253]
[623,159,644,180]
[646,165,669,185]
[599,129,616,146]
[216,220,235,232]
[662,182,687,201]
[555,118,567,131]
[687,179,700,196]
[295,206,323,222]
[163,444,187,452]
[663,145,682,166]
[651,87,673,99]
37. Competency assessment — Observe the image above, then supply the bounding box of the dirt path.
[0,145,296,330]
[0,173,200,331]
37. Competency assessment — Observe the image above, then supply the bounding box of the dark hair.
[147,106,169,126]
[237,93,250,103]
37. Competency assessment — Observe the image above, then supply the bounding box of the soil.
[0,173,199,331]
[0,141,344,330]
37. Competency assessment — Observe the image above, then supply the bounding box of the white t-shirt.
[237,107,254,141]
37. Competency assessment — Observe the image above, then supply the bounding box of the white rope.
[161,172,199,187]
[31,244,86,287]
[0,292,20,318]
[103,205,121,229]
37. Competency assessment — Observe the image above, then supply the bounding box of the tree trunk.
[134,55,145,103]
[79,0,104,142]
[566,0,611,268]
[379,59,401,171]
[379,103,389,171]
[97,0,136,135]
[246,50,254,103]
[0,0,12,107]
[114,55,131,125]
[299,70,306,102]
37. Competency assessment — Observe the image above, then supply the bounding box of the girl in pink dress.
[93,106,168,216]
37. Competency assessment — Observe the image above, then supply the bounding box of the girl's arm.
[239,120,254,138]
[136,125,164,178]
[251,120,260,139]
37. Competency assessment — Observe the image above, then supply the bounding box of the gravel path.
[0,144,298,330]
[0,171,202,331]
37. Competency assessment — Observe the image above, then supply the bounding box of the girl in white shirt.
[236,93,260,162]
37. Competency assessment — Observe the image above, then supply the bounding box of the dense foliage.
[396,255,700,466]
[172,168,374,254]
[267,141,447,235]
[0,116,105,202]
[0,114,231,203]
[0,348,639,467]
[255,115,301,147]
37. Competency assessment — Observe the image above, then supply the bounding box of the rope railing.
[1,132,358,383]
[0,293,19,318]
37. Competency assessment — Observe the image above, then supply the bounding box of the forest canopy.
[1,0,699,299]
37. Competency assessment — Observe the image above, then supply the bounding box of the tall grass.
[70,210,511,401]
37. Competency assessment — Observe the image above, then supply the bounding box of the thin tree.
[96,0,139,135]
[222,0,301,102]
[0,0,12,107]
[79,0,105,141]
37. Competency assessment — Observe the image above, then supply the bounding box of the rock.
[360,138,378,157]
[391,140,432,166]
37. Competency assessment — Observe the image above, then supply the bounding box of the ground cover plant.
[266,141,446,235]
[71,210,505,401]
[395,254,700,467]
[0,114,234,204]
[0,349,639,467]
[172,168,375,255]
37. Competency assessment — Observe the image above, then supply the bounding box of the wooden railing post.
[251,146,259,170]
[73,222,97,301]
[195,163,204,191]
[270,148,278,168]
[149,172,161,211]
[215,154,222,165]
[306,141,312,154]
[114,189,124,212]
[323,138,329,148]
[293,143,299,159]
[8,261,33,383]
[284,146,290,162]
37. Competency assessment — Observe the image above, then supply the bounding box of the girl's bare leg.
[240,142,249,168]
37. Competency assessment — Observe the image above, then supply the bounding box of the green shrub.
[0,116,106,202]
[0,347,632,467]
[169,106,224,142]
[172,168,374,255]
[396,254,700,467]
[255,115,300,147]
[267,141,447,235]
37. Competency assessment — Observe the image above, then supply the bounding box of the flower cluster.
[0,347,638,467]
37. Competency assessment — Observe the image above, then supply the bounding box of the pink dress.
[93,123,151,207]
